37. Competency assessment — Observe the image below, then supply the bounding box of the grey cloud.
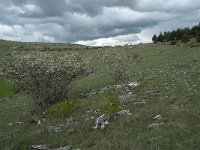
[0,0,200,44]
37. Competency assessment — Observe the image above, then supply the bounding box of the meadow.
[0,40,200,150]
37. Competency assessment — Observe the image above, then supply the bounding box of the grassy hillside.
[0,41,200,150]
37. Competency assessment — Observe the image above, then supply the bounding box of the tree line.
[152,23,200,44]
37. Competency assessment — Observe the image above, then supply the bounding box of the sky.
[0,0,200,46]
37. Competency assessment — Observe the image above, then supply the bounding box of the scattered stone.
[153,115,162,120]
[116,110,132,116]
[48,117,77,133]
[84,87,110,97]
[146,123,164,129]
[37,120,42,125]
[118,92,135,101]
[8,123,13,127]
[117,81,139,101]
[128,81,139,88]
[82,108,102,121]
[93,114,111,130]
[116,81,139,91]
[30,145,49,150]
[134,101,146,105]
[7,121,23,127]
[99,87,109,94]
[30,145,80,150]
[49,145,72,150]
[145,89,158,95]
[15,121,22,125]
[83,81,138,98]
[93,110,132,130]
[87,90,98,97]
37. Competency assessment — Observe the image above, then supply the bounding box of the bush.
[1,51,88,109]
[170,41,177,45]
[103,51,127,82]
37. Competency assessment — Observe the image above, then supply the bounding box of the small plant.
[1,51,88,109]
[46,100,76,118]
[103,51,127,82]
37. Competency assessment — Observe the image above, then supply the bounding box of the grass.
[0,41,200,149]
[0,75,14,98]
[46,100,77,119]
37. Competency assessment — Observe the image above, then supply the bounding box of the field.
[0,40,200,150]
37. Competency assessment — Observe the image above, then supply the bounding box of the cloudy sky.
[0,0,200,46]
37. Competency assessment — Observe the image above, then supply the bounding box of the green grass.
[46,100,77,119]
[0,76,14,98]
[0,41,200,149]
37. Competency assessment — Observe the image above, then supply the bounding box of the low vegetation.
[0,38,200,149]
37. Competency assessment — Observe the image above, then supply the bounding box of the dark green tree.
[152,23,200,44]
[152,34,158,43]
[197,35,200,43]
[157,32,164,42]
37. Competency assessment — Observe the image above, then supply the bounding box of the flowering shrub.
[103,51,127,82]
[1,51,88,109]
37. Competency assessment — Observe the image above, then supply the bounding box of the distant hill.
[0,39,98,52]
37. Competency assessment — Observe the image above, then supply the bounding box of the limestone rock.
[93,114,111,129]
[116,110,132,116]
[153,115,162,120]
[146,122,164,129]
[48,117,77,133]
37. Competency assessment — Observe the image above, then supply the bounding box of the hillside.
[0,41,200,150]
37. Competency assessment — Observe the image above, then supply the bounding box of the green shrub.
[1,51,88,109]
[46,100,76,118]
[170,41,177,45]
[103,51,127,82]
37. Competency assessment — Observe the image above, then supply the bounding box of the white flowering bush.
[103,51,127,82]
[1,51,88,109]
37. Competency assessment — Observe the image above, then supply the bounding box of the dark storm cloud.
[0,0,200,44]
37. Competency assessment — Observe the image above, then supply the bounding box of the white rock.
[93,114,110,130]
[116,110,132,116]
[37,120,42,125]
[146,123,164,129]
[153,115,162,120]
[128,81,139,88]
[15,121,22,125]
[30,144,49,150]
[134,101,146,105]
[8,123,13,126]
